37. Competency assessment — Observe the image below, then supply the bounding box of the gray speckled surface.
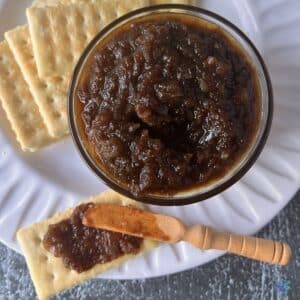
[1,191,299,300]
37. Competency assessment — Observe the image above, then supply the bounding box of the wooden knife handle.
[184,225,292,265]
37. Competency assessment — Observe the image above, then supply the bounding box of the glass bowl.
[69,4,273,206]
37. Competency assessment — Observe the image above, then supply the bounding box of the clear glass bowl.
[69,4,273,206]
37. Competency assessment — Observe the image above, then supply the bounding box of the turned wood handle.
[184,225,292,265]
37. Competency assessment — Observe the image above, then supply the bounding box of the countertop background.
[0,191,299,300]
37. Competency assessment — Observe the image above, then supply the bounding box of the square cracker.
[5,26,69,138]
[0,41,53,151]
[17,190,157,300]
[27,0,150,78]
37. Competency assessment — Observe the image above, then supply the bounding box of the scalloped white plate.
[0,0,300,279]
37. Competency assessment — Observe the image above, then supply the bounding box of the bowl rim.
[68,4,273,206]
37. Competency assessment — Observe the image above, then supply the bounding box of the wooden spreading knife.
[82,203,292,265]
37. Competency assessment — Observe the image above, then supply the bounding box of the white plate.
[0,0,300,279]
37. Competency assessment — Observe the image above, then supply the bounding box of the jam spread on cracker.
[76,15,260,196]
[43,203,143,273]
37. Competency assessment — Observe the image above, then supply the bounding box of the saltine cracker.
[27,0,150,78]
[5,26,69,138]
[0,41,53,151]
[17,190,157,300]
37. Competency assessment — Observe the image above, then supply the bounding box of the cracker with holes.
[26,0,149,78]
[5,26,69,138]
[0,41,53,151]
[17,190,157,300]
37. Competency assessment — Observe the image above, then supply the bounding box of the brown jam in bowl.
[70,7,271,204]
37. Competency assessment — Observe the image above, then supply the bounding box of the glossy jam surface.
[76,15,260,196]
